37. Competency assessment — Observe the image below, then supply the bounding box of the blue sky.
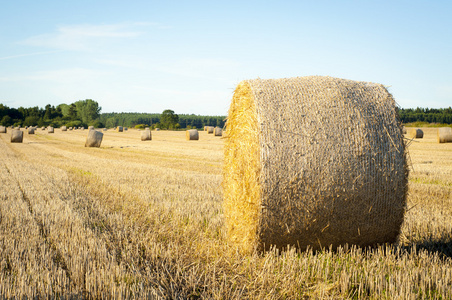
[1,1,451,115]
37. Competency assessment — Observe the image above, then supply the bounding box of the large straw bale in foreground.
[0,126,6,133]
[186,129,199,140]
[438,127,452,143]
[11,129,23,143]
[141,129,152,141]
[408,128,423,139]
[85,130,103,147]
[224,76,408,253]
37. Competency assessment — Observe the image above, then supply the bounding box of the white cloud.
[20,22,150,51]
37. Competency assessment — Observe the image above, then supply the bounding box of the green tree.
[74,99,101,124]
[1,115,12,126]
[160,109,179,129]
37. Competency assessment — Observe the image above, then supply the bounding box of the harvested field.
[0,127,451,298]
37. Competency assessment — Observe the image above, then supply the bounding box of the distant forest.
[1,101,451,128]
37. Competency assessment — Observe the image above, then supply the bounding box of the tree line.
[2,101,451,128]
[0,101,226,129]
[398,107,452,124]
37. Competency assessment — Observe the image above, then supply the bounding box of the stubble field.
[0,127,451,299]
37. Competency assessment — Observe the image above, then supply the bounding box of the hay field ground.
[0,127,451,299]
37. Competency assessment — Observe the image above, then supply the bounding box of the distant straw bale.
[103,128,107,131]
[438,127,452,143]
[28,127,35,134]
[207,126,214,134]
[88,126,94,131]
[61,126,67,131]
[141,130,152,141]
[186,129,199,140]
[204,126,208,131]
[11,129,23,143]
[48,127,54,133]
[408,128,423,139]
[402,126,407,134]
[214,127,222,136]
[155,128,160,131]
[41,127,45,130]
[224,76,408,253]
[85,130,103,147]
[117,126,123,132]
[0,126,6,133]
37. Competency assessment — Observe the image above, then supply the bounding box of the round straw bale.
[186,129,199,140]
[85,130,103,147]
[61,126,67,131]
[103,128,107,131]
[408,128,423,139]
[207,126,214,134]
[47,127,54,133]
[88,126,94,131]
[438,127,452,143]
[11,129,23,143]
[204,126,208,131]
[141,129,152,141]
[124,127,128,131]
[224,76,408,253]
[41,126,45,130]
[0,126,6,133]
[28,127,35,134]
[69,127,73,130]
[214,127,223,136]
[155,128,160,131]
[117,126,123,132]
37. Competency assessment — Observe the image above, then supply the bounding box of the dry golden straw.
[141,130,152,141]
[85,130,103,147]
[11,129,23,143]
[437,127,452,143]
[0,126,6,133]
[186,129,199,140]
[223,76,408,253]
[408,128,423,139]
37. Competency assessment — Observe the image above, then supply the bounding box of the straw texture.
[408,128,423,139]
[186,129,199,140]
[141,130,152,141]
[224,76,408,253]
[438,127,452,143]
[0,126,6,133]
[214,127,223,136]
[11,129,23,143]
[85,130,103,147]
